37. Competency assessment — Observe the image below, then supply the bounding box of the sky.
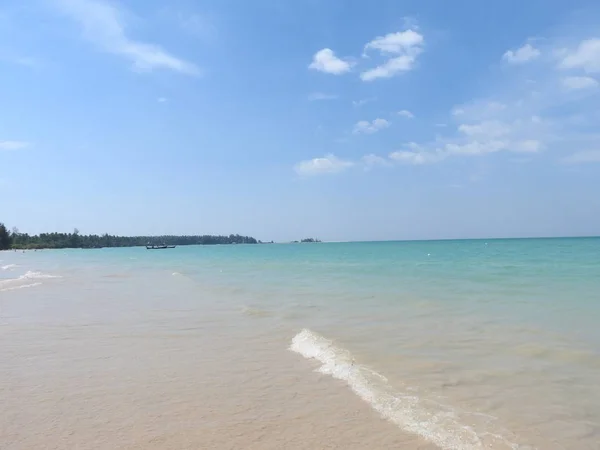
[1,0,600,242]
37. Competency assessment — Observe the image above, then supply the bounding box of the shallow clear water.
[1,238,599,449]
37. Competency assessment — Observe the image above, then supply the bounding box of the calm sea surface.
[1,238,599,449]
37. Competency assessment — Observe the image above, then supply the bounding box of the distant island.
[291,238,322,243]
[0,223,259,250]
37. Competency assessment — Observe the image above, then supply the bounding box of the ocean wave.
[1,264,18,270]
[22,271,61,280]
[290,328,529,450]
[0,271,61,290]
[0,282,42,292]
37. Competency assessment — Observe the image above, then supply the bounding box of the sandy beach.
[2,242,600,449]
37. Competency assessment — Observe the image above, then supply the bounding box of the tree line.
[0,223,259,250]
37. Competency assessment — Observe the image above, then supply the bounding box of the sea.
[1,238,599,449]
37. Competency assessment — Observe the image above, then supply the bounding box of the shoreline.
[2,240,598,449]
[1,277,439,450]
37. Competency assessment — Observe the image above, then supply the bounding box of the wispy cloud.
[294,154,354,176]
[353,118,390,134]
[177,12,216,40]
[363,153,391,168]
[390,147,445,165]
[352,97,376,107]
[561,75,598,90]
[337,35,600,168]
[561,150,600,164]
[0,50,42,69]
[308,92,338,101]
[361,29,424,81]
[308,48,352,75]
[384,103,546,165]
[0,141,30,150]
[300,26,600,176]
[458,120,510,138]
[396,109,414,119]
[361,56,415,81]
[154,7,218,42]
[53,0,200,75]
[502,43,541,64]
[559,38,600,72]
[365,36,600,166]
[157,97,167,103]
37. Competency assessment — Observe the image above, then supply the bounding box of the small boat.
[145,244,176,250]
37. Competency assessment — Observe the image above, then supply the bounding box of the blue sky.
[1,0,600,241]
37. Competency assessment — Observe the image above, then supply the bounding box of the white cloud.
[294,154,354,176]
[353,118,390,134]
[362,154,390,167]
[458,120,510,138]
[451,101,506,121]
[361,56,416,81]
[386,136,542,166]
[352,97,376,107]
[562,76,598,90]
[559,38,600,73]
[396,109,414,119]
[514,140,543,153]
[54,0,200,75]
[448,139,540,156]
[444,140,508,156]
[157,97,167,102]
[0,141,30,150]
[308,28,423,81]
[487,101,507,110]
[363,30,423,55]
[308,48,352,75]
[361,29,424,81]
[381,109,548,165]
[308,92,338,101]
[503,43,541,64]
[389,149,445,165]
[303,31,600,172]
[561,150,600,164]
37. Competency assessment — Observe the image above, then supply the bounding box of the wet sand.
[3,242,600,449]
[1,280,436,450]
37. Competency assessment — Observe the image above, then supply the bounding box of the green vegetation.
[1,225,259,249]
[0,223,11,250]
[300,238,322,243]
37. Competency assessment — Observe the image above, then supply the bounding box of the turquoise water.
[2,238,600,449]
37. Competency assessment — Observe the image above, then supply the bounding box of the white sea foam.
[290,329,527,450]
[21,271,61,280]
[1,264,17,270]
[0,282,42,292]
[0,271,61,290]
